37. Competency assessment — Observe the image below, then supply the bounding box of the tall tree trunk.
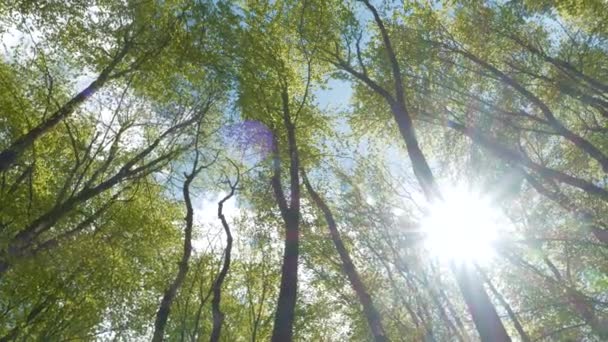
[359,0,440,200]
[270,88,301,342]
[0,44,131,173]
[337,3,511,339]
[339,0,511,341]
[250,264,270,342]
[270,214,299,342]
[301,169,389,342]
[478,267,531,342]
[210,176,238,342]
[452,264,511,342]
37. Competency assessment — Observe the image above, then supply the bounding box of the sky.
[314,78,353,110]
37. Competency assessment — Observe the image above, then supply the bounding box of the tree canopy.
[0,0,607,341]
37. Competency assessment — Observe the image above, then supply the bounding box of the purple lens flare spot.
[224,120,274,160]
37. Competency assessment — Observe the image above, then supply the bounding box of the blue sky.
[314,78,353,110]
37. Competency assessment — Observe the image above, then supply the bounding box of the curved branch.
[210,163,240,342]
[152,119,211,342]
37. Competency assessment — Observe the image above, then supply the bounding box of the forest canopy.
[0,0,607,341]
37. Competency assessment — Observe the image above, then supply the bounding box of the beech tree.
[1,0,607,341]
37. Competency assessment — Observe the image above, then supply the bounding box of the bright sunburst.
[421,185,504,265]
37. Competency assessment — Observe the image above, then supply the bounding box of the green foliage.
[0,0,607,341]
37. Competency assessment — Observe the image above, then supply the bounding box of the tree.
[321,1,510,340]
[1,0,607,340]
[302,168,388,342]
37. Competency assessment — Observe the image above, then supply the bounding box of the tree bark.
[270,213,299,342]
[359,0,440,200]
[270,88,301,342]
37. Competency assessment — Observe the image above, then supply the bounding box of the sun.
[420,185,504,265]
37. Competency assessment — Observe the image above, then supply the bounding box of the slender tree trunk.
[302,169,389,342]
[251,270,269,342]
[0,44,131,173]
[151,159,202,342]
[210,179,238,342]
[192,276,214,342]
[384,107,513,342]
